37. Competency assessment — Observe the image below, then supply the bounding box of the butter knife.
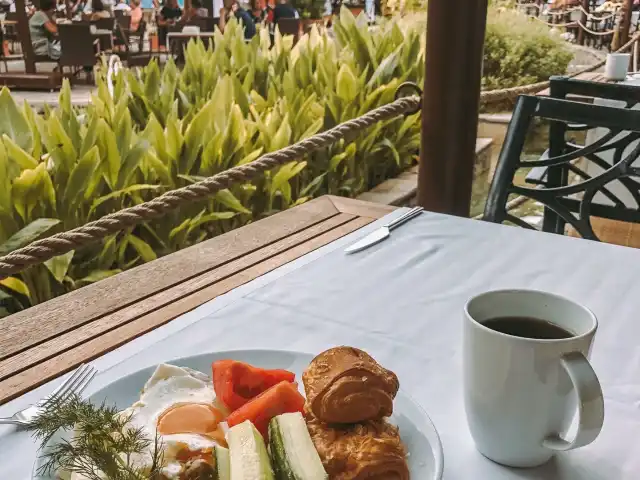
[345,207,423,254]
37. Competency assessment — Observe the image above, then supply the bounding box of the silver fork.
[0,364,97,427]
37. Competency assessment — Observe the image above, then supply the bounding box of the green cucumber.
[215,445,231,480]
[228,421,274,480]
[268,412,327,480]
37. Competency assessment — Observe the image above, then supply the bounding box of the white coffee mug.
[463,290,604,468]
[605,53,630,81]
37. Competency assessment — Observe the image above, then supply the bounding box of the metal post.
[621,0,634,46]
[14,0,35,73]
[578,0,589,45]
[417,0,488,217]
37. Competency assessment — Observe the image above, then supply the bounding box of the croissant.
[306,414,409,480]
[302,346,399,424]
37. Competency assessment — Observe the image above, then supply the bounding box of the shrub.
[0,10,424,316]
[291,0,326,19]
[482,7,572,90]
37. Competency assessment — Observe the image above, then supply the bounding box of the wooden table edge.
[0,196,398,404]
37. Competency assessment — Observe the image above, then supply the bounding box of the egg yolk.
[157,403,224,440]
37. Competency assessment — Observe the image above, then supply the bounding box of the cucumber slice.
[228,421,274,480]
[268,412,327,480]
[215,445,231,480]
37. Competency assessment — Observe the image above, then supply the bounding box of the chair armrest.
[524,149,549,185]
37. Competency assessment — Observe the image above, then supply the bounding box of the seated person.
[220,0,256,40]
[28,0,60,60]
[157,0,182,46]
[182,0,208,21]
[272,0,297,23]
[130,0,143,31]
[113,0,131,11]
[89,0,111,19]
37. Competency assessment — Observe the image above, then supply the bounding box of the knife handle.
[385,207,423,230]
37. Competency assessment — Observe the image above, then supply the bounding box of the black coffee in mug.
[482,316,574,340]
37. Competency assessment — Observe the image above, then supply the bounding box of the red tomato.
[226,381,305,438]
[212,360,295,411]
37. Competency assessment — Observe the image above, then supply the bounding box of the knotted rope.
[0,96,421,277]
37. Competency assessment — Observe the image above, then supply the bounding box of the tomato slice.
[212,360,295,411]
[226,381,305,438]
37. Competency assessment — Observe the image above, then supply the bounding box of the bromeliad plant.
[0,9,424,317]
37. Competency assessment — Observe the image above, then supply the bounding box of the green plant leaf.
[3,134,38,169]
[0,87,32,152]
[127,234,157,262]
[90,184,163,213]
[216,189,251,214]
[0,277,30,298]
[63,146,100,210]
[336,64,358,102]
[76,269,122,285]
[187,211,236,234]
[44,251,75,284]
[0,218,60,255]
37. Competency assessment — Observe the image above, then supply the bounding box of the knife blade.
[344,227,390,254]
[344,206,424,254]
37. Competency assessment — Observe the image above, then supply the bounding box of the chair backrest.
[115,12,131,30]
[58,23,98,66]
[187,15,216,32]
[276,18,299,37]
[92,16,115,31]
[484,94,640,241]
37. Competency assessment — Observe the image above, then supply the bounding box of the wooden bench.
[0,72,63,90]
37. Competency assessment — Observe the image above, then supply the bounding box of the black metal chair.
[58,23,101,78]
[484,94,640,241]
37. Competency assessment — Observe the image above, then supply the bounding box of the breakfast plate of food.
[32,347,444,479]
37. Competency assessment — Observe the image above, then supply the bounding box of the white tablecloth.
[2,209,640,479]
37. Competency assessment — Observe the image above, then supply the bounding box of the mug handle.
[543,351,605,451]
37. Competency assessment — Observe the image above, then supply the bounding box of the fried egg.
[68,364,227,480]
[122,364,228,478]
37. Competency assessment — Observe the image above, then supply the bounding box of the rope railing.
[479,33,640,105]
[517,2,618,21]
[1,32,638,277]
[0,95,421,278]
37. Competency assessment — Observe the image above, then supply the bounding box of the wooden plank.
[0,216,374,404]
[327,195,397,219]
[0,213,358,382]
[0,197,339,361]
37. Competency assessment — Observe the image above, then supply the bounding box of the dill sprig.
[28,394,163,480]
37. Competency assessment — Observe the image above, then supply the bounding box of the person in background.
[272,0,297,23]
[29,0,60,59]
[220,0,256,39]
[113,0,131,11]
[157,0,181,47]
[83,0,114,14]
[89,0,111,19]
[129,0,142,30]
[70,0,88,16]
[183,0,208,19]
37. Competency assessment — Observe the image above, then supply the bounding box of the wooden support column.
[417,0,488,217]
[621,0,634,46]
[578,0,589,45]
[14,0,35,73]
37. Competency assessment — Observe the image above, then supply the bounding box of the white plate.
[34,349,444,479]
